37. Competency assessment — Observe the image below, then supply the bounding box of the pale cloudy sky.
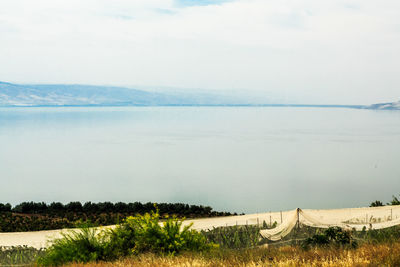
[0,0,399,104]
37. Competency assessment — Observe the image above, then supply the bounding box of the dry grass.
[63,241,400,267]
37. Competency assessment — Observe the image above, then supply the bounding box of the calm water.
[0,107,399,213]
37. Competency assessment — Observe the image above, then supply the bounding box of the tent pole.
[297,208,300,229]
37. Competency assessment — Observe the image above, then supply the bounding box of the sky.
[0,0,399,104]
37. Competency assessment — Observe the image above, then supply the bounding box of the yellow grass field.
[65,242,400,267]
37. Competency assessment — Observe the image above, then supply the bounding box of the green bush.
[37,227,108,266]
[122,209,215,254]
[37,209,214,266]
[301,227,357,249]
[101,218,138,259]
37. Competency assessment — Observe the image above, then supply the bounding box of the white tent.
[260,205,400,241]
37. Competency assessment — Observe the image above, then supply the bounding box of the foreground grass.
[2,240,400,266]
[64,242,400,267]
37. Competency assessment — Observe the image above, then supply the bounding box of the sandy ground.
[0,229,64,249]
[0,225,116,249]
[0,211,290,249]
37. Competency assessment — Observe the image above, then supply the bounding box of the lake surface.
[0,106,399,213]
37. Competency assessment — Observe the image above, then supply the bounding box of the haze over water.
[1,106,399,213]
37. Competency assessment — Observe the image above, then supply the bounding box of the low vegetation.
[356,225,400,243]
[301,226,358,249]
[36,208,215,266]
[202,225,263,249]
[0,246,46,266]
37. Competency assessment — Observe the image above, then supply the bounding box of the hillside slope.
[0,81,257,106]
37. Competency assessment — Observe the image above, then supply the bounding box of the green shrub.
[37,227,108,266]
[101,219,138,259]
[122,209,215,254]
[37,209,214,266]
[301,227,357,249]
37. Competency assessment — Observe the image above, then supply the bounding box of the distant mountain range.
[0,81,270,107]
[0,81,399,109]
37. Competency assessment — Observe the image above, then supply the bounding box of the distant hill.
[0,81,264,107]
[1,81,399,109]
[366,100,400,110]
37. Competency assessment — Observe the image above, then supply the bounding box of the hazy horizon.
[1,0,400,105]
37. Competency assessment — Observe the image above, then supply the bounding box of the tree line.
[370,194,400,207]
[0,201,236,232]
[0,201,235,217]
